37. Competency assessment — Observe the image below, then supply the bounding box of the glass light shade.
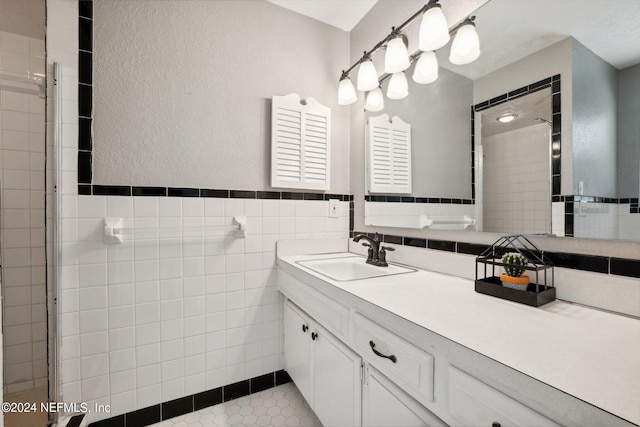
[418,5,450,52]
[384,36,410,74]
[365,87,384,112]
[338,77,357,105]
[357,59,379,92]
[449,23,480,65]
[386,72,409,100]
[413,51,439,84]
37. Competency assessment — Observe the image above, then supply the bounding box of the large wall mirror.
[364,0,640,242]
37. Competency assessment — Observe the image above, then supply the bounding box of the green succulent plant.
[502,252,527,277]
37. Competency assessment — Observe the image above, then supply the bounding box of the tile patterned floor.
[152,383,323,427]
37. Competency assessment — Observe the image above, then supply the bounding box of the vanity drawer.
[448,366,559,427]
[278,270,350,340]
[353,313,434,405]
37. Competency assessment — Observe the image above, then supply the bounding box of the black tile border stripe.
[558,195,640,215]
[77,0,93,184]
[364,196,475,204]
[610,258,640,278]
[88,370,292,427]
[350,231,640,279]
[78,185,351,202]
[427,239,456,252]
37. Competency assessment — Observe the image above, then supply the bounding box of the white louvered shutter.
[271,93,330,191]
[367,114,412,194]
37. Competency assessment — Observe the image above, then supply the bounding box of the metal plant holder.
[475,235,555,307]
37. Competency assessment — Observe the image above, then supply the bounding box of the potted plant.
[500,252,529,290]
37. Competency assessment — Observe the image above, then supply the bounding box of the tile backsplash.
[59,194,349,422]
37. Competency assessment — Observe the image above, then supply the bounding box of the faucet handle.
[362,242,374,262]
[378,246,395,266]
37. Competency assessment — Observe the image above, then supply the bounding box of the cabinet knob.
[492,423,501,427]
[302,324,308,333]
[311,332,318,341]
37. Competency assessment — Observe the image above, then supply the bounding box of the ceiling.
[266,0,640,77]
[443,0,640,79]
[266,0,378,31]
[480,89,551,137]
[0,0,45,40]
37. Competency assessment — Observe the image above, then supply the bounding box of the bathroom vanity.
[277,243,640,427]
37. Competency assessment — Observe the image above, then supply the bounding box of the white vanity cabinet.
[284,300,362,427]
[277,255,638,427]
[363,364,446,427]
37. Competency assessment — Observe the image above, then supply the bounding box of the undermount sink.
[296,255,416,281]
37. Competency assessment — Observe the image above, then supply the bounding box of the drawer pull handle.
[302,324,308,333]
[492,423,501,427]
[311,332,318,341]
[369,340,397,363]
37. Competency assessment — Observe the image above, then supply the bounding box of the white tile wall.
[551,202,565,236]
[1,30,47,393]
[618,205,640,241]
[58,195,348,423]
[365,201,477,230]
[573,202,618,240]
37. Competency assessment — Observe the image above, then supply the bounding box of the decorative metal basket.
[475,235,555,307]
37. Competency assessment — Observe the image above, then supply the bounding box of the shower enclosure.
[0,1,54,425]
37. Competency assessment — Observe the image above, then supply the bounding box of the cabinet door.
[364,365,446,427]
[312,324,362,427]
[284,302,312,403]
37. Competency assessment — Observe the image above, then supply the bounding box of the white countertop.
[278,252,640,426]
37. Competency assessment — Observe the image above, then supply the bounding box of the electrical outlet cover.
[329,199,339,217]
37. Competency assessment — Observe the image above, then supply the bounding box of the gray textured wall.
[93,0,350,193]
[571,40,618,198]
[617,63,640,198]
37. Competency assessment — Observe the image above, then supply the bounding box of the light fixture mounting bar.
[375,15,477,87]
[340,0,437,78]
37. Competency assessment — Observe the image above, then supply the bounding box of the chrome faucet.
[353,232,395,266]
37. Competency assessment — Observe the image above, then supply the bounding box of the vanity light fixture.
[412,51,439,84]
[387,72,409,100]
[357,53,379,92]
[338,72,358,105]
[497,113,518,123]
[418,2,450,52]
[336,0,481,108]
[365,87,385,112]
[449,17,481,65]
[385,30,411,73]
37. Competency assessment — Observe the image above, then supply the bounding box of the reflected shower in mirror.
[478,89,552,235]
[364,0,640,241]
